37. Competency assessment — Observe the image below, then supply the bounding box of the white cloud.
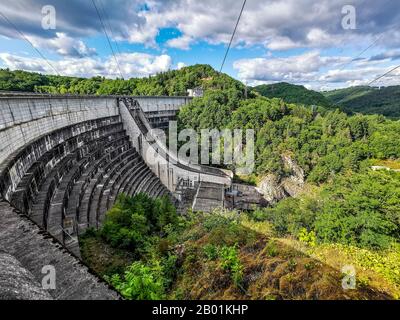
[0,0,400,90]
[2,0,399,51]
[233,50,400,90]
[166,35,193,50]
[130,0,400,51]
[0,52,172,79]
[369,50,400,61]
[115,53,172,77]
[234,51,347,83]
[29,33,96,58]
[266,37,300,51]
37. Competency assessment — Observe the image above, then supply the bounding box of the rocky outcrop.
[256,155,305,204]
[257,174,288,203]
[282,155,305,185]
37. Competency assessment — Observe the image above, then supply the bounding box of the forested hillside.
[0,65,245,96]
[324,86,400,118]
[252,82,332,107]
[174,75,400,299]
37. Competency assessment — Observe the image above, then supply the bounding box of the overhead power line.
[0,11,60,75]
[333,62,400,106]
[97,0,123,57]
[91,0,124,79]
[368,64,400,86]
[219,0,247,73]
[336,34,384,73]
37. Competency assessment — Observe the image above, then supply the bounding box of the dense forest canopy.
[179,90,400,182]
[0,65,245,96]
[175,68,400,255]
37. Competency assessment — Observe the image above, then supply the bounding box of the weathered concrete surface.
[0,201,120,300]
[0,97,119,166]
[0,252,53,300]
[192,182,225,212]
[119,98,232,194]
[225,184,268,211]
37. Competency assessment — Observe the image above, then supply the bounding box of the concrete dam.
[0,94,231,299]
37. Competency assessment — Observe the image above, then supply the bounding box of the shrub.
[314,170,400,250]
[100,194,178,252]
[219,245,244,287]
[298,228,317,247]
[110,261,165,300]
[287,258,297,272]
[161,254,178,288]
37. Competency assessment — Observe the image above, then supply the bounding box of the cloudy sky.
[0,0,399,90]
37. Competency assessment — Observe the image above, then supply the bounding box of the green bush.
[314,170,400,249]
[100,193,177,252]
[219,245,244,287]
[260,170,400,250]
[298,228,317,247]
[110,261,165,300]
[265,240,279,257]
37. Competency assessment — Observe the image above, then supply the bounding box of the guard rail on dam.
[0,93,231,300]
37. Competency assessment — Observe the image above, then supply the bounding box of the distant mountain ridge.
[252,82,332,107]
[323,86,400,119]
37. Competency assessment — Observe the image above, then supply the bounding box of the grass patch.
[371,159,400,170]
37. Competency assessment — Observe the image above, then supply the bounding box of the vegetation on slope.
[252,82,332,107]
[259,169,400,250]
[323,86,400,119]
[81,196,399,300]
[0,65,245,96]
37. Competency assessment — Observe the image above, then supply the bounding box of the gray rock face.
[257,155,305,204]
[282,155,305,185]
[0,201,120,300]
[257,174,288,203]
[0,252,53,300]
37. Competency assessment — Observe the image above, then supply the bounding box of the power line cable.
[0,11,60,75]
[98,0,123,57]
[367,63,400,86]
[336,34,384,72]
[333,62,400,106]
[320,33,384,92]
[219,0,246,73]
[91,0,124,79]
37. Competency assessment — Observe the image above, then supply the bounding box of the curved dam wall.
[0,96,119,200]
[0,94,230,300]
[0,95,190,168]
